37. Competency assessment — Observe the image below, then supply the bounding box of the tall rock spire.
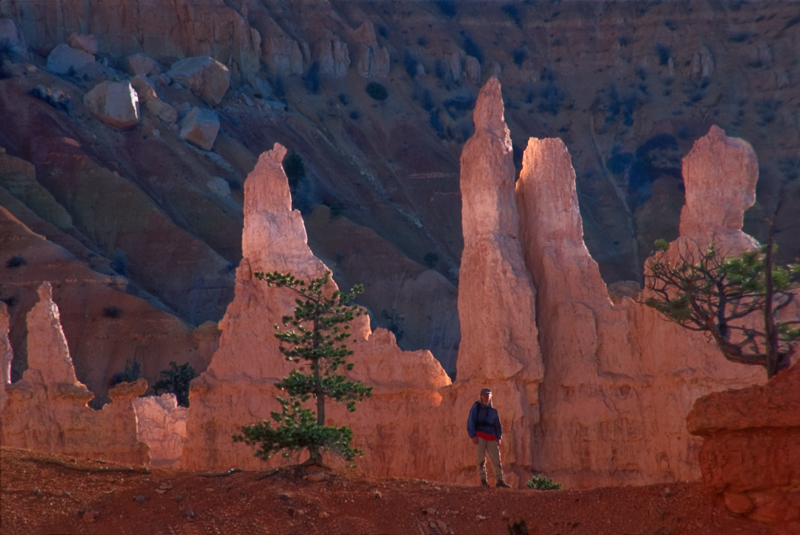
[457,77,543,385]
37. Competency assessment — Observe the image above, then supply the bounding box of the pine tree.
[233,270,372,466]
[644,236,800,378]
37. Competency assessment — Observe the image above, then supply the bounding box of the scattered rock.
[145,98,178,124]
[304,472,327,482]
[84,80,140,129]
[82,509,100,523]
[134,495,146,504]
[178,107,219,150]
[66,33,98,56]
[318,511,329,519]
[374,491,382,499]
[130,75,157,102]
[278,493,291,501]
[167,56,230,106]
[0,19,29,59]
[122,53,160,76]
[46,44,95,75]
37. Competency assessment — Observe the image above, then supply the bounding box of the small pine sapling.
[233,270,372,466]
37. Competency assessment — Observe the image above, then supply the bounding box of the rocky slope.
[0,0,798,394]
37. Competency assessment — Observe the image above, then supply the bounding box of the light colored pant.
[475,437,503,481]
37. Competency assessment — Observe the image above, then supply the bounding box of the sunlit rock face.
[0,303,11,412]
[0,283,149,465]
[688,363,800,535]
[133,394,187,468]
[515,125,764,488]
[181,144,456,480]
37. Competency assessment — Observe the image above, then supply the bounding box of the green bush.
[365,82,388,101]
[282,150,305,188]
[526,474,563,490]
[111,359,141,386]
[153,362,198,407]
[423,252,439,269]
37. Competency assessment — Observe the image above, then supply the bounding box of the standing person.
[467,387,510,488]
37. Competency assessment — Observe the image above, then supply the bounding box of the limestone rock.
[678,125,759,253]
[688,364,800,534]
[46,43,95,75]
[167,56,230,106]
[145,98,178,124]
[122,53,160,76]
[84,80,140,129]
[317,34,350,78]
[353,21,389,78]
[67,33,98,55]
[0,283,149,464]
[133,394,188,467]
[9,0,260,84]
[0,303,11,412]
[0,151,73,230]
[130,74,157,101]
[179,107,219,151]
[458,77,542,384]
[690,45,714,82]
[464,56,481,83]
[448,53,462,82]
[181,144,459,480]
[515,130,764,489]
[262,35,303,75]
[0,18,29,58]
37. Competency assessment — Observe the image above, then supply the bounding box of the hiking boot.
[496,480,511,488]
[480,479,489,487]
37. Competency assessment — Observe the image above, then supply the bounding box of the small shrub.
[0,296,18,308]
[655,43,671,66]
[6,256,27,268]
[404,50,419,78]
[282,150,306,188]
[338,92,350,106]
[103,305,122,319]
[329,202,343,217]
[423,252,439,269]
[377,25,388,39]
[501,4,522,26]
[303,62,320,94]
[436,0,457,18]
[512,46,528,67]
[110,359,141,386]
[365,82,388,101]
[463,35,483,64]
[380,309,405,342]
[111,250,127,275]
[526,474,563,490]
[349,109,361,120]
[153,362,198,407]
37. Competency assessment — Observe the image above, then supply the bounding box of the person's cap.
[480,388,491,395]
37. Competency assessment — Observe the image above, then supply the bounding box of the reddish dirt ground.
[1,447,772,535]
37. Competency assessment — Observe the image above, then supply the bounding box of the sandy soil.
[0,447,772,535]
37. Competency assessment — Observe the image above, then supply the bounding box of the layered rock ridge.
[516,125,766,487]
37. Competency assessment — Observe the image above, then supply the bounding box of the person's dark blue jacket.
[467,401,502,441]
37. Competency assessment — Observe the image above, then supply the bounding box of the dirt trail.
[0,447,771,535]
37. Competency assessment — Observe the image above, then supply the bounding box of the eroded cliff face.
[515,126,764,488]
[688,364,800,535]
[0,283,149,464]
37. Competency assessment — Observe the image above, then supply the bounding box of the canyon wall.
[0,282,149,464]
